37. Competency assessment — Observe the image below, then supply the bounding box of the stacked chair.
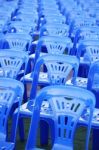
[0,0,99,149]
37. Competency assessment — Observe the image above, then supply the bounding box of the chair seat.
[79,108,99,128]
[19,102,32,116]
[80,57,90,66]
[18,99,99,128]
[29,52,45,60]
[19,100,53,119]
[76,77,88,88]
[52,143,73,150]
[21,72,50,84]
[0,141,14,150]
[67,77,88,88]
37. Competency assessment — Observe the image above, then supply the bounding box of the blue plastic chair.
[73,60,99,150]
[25,85,95,150]
[11,54,79,142]
[0,77,24,149]
[0,50,29,79]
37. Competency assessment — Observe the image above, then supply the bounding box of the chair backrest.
[34,36,73,63]
[0,50,28,78]
[8,22,34,34]
[72,17,97,31]
[12,13,38,23]
[74,18,97,28]
[30,54,79,99]
[42,35,72,53]
[0,78,24,141]
[77,40,99,58]
[87,60,99,90]
[26,85,95,150]
[84,45,99,62]
[44,15,66,25]
[4,33,31,51]
[40,24,70,37]
[79,27,99,41]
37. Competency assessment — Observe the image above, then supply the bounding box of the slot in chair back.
[26,85,95,150]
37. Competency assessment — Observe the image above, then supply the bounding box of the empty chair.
[11,54,79,143]
[0,78,24,149]
[25,85,95,150]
